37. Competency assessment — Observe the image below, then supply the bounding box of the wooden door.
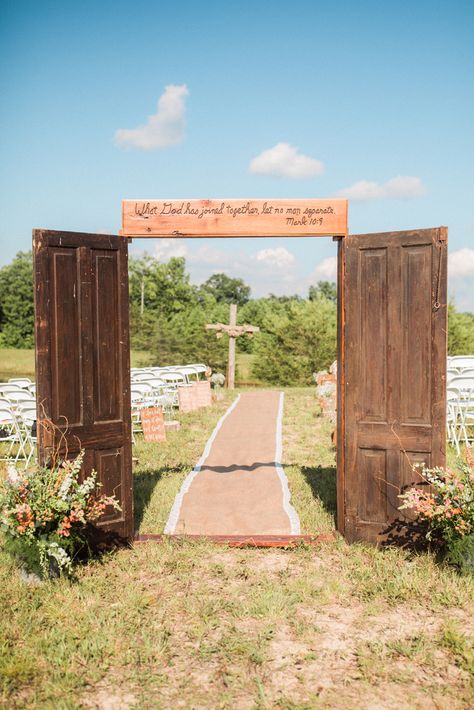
[33,229,133,540]
[341,227,447,543]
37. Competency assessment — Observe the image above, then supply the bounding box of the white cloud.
[255,247,296,269]
[115,84,189,150]
[448,248,474,279]
[314,256,337,281]
[249,142,324,179]
[154,238,188,261]
[334,175,426,201]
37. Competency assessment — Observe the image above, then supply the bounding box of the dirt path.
[165,390,300,535]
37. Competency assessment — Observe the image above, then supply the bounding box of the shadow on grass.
[133,467,183,530]
[301,466,337,524]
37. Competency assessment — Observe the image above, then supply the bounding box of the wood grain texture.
[343,227,448,545]
[336,237,345,536]
[33,229,133,541]
[227,304,237,390]
[121,199,348,237]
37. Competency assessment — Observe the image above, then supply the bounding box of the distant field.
[0,348,262,385]
[0,348,154,382]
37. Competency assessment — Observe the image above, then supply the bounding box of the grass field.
[0,348,253,384]
[1,388,473,709]
[0,348,154,381]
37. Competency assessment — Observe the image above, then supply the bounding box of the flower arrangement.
[398,449,474,573]
[210,372,226,390]
[0,452,120,578]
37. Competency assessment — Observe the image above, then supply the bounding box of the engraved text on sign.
[121,199,348,237]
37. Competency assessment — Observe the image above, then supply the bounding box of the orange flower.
[58,515,72,537]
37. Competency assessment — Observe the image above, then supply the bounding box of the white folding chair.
[176,366,199,383]
[189,364,209,381]
[448,376,474,393]
[446,388,461,455]
[16,403,37,467]
[0,403,27,464]
[449,356,474,372]
[132,371,155,382]
[0,384,23,396]
[161,372,186,385]
[456,388,474,448]
[4,390,35,406]
[8,378,32,389]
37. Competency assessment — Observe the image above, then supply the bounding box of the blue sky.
[1,0,473,306]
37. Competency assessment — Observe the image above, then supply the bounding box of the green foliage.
[445,534,474,577]
[0,452,120,577]
[2,248,473,375]
[448,303,474,355]
[237,298,286,353]
[398,452,474,549]
[129,255,196,349]
[0,252,34,348]
[129,255,195,315]
[252,296,337,385]
[151,298,229,372]
[309,280,337,303]
[199,272,251,306]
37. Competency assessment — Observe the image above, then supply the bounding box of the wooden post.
[205,308,259,390]
[227,304,237,390]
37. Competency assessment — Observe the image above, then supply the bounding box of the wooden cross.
[206,304,259,389]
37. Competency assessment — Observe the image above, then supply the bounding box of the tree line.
[1,251,474,385]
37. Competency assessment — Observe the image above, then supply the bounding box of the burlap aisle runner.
[165,390,300,535]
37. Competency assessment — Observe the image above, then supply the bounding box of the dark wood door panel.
[343,227,447,544]
[92,250,122,424]
[49,247,83,427]
[33,229,133,540]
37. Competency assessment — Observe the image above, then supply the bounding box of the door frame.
[33,223,447,546]
[128,231,348,543]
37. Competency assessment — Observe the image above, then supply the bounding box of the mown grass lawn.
[1,388,473,709]
[0,349,153,381]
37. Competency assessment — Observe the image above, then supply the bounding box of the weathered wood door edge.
[341,226,448,544]
[33,228,134,540]
[336,237,346,535]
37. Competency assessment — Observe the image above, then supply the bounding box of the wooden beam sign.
[121,199,348,238]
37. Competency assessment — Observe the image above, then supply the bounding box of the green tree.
[448,303,474,355]
[309,280,337,303]
[0,251,34,348]
[151,297,229,372]
[237,297,290,353]
[199,273,251,306]
[252,296,337,386]
[129,255,197,349]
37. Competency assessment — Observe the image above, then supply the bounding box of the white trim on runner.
[275,392,301,534]
[164,394,242,534]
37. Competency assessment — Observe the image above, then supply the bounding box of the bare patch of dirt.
[82,684,136,710]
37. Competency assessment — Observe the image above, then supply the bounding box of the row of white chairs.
[446,359,474,451]
[447,373,474,453]
[447,356,474,375]
[130,363,209,442]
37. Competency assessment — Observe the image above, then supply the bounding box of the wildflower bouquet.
[398,451,474,572]
[0,452,121,578]
[210,372,226,399]
[210,372,226,390]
